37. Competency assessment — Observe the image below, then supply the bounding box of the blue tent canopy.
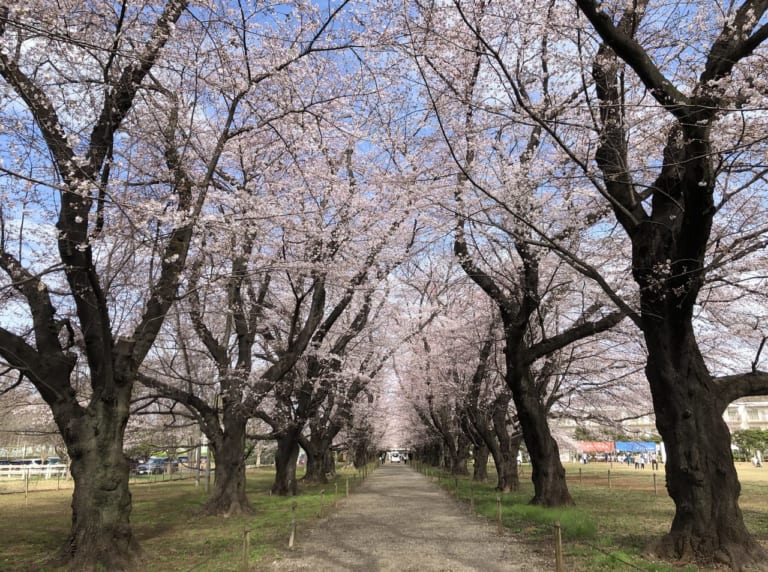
[615,441,657,453]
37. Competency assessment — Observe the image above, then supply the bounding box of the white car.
[390,452,400,463]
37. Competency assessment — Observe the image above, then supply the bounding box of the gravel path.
[260,464,553,571]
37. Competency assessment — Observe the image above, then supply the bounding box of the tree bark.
[302,434,331,484]
[495,453,520,493]
[323,449,336,478]
[272,427,300,496]
[418,442,442,467]
[303,447,328,483]
[493,421,522,493]
[352,437,371,468]
[577,1,768,563]
[472,444,489,482]
[52,385,141,570]
[203,419,251,516]
[487,393,522,492]
[508,351,572,506]
[450,433,471,476]
[644,317,764,567]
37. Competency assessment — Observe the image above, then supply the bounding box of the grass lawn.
[426,461,768,571]
[0,465,371,572]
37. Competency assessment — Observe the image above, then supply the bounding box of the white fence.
[0,464,68,480]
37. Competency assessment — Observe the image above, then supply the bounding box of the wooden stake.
[242,528,250,571]
[288,502,297,549]
[496,495,502,536]
[554,521,564,572]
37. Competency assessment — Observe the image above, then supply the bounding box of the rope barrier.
[580,541,648,570]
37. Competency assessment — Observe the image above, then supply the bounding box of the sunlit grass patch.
[418,461,768,571]
[0,463,374,571]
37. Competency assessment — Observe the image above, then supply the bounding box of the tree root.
[650,533,768,571]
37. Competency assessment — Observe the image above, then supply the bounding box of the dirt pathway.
[260,464,553,571]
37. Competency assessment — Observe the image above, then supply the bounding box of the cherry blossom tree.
[256,200,420,494]
[574,1,768,565]
[135,0,361,511]
[457,319,524,490]
[426,0,768,564]
[405,0,627,507]
[0,2,197,567]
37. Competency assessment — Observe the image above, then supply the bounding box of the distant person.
[650,452,659,471]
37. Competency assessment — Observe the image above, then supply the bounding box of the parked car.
[135,457,178,475]
[11,458,42,465]
[390,452,400,463]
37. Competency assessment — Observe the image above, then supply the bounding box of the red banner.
[577,441,614,453]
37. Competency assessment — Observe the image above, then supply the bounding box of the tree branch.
[714,371,768,410]
[576,0,689,117]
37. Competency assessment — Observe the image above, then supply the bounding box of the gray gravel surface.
[260,464,553,571]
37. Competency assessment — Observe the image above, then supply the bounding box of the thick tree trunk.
[472,444,489,482]
[272,427,300,496]
[352,438,371,468]
[644,320,765,568]
[427,442,442,467]
[302,435,332,484]
[494,436,522,493]
[418,442,442,467]
[495,453,520,493]
[301,421,340,483]
[323,449,336,478]
[52,390,142,570]
[580,5,768,564]
[508,356,572,506]
[203,418,251,516]
[481,422,521,493]
[494,406,522,493]
[450,434,470,476]
[303,447,327,483]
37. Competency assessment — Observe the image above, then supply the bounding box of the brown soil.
[259,464,553,571]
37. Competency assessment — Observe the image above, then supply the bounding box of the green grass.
[424,461,768,571]
[0,464,372,572]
